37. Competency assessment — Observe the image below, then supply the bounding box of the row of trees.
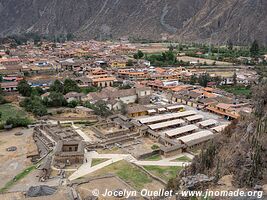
[189,73,221,87]
[17,78,81,98]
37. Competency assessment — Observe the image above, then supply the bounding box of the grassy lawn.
[172,156,192,162]
[91,158,109,167]
[0,103,28,123]
[0,165,36,193]
[143,166,183,182]
[218,85,251,97]
[90,160,152,190]
[144,154,162,161]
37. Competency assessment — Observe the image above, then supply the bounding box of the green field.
[91,158,109,167]
[144,154,162,161]
[143,166,183,181]
[218,85,251,97]
[172,156,192,162]
[0,104,28,123]
[89,161,152,190]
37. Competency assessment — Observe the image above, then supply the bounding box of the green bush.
[151,144,160,150]
[5,117,31,128]
[67,100,78,108]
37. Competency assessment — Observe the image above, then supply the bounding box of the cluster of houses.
[0,39,254,120]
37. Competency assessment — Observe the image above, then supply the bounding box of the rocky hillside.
[0,0,266,45]
[167,80,267,195]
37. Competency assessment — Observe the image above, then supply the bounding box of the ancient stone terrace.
[90,115,142,147]
[35,124,83,143]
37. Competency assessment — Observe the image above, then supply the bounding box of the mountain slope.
[0,0,266,45]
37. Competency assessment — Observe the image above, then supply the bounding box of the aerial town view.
[0,1,266,200]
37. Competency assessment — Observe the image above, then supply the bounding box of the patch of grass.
[144,154,162,161]
[0,165,36,193]
[0,103,29,124]
[218,85,251,97]
[172,156,191,162]
[116,164,152,190]
[91,158,109,167]
[90,160,152,190]
[143,166,183,181]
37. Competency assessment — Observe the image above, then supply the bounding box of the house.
[0,58,21,65]
[86,86,151,111]
[127,104,149,117]
[88,75,116,87]
[206,103,247,120]
[74,77,92,87]
[110,61,127,68]
[75,106,94,115]
[0,81,18,92]
[64,92,86,103]
[117,70,149,81]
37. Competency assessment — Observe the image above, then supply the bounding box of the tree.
[233,72,237,85]
[20,97,47,116]
[83,101,95,110]
[67,100,78,108]
[63,79,80,94]
[50,80,64,93]
[33,35,41,46]
[5,117,31,128]
[189,75,198,85]
[227,40,233,50]
[66,33,75,41]
[133,50,144,59]
[250,40,260,58]
[199,74,211,87]
[137,50,144,59]
[31,87,44,96]
[120,102,127,115]
[94,100,112,117]
[17,80,32,97]
[126,59,133,66]
[47,92,67,107]
[81,86,99,94]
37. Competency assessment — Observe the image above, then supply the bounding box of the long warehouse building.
[138,110,197,124]
[164,124,198,139]
[148,119,185,130]
[177,130,214,148]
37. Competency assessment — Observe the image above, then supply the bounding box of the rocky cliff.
[0,0,266,44]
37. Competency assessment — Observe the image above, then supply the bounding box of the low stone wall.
[137,149,160,160]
